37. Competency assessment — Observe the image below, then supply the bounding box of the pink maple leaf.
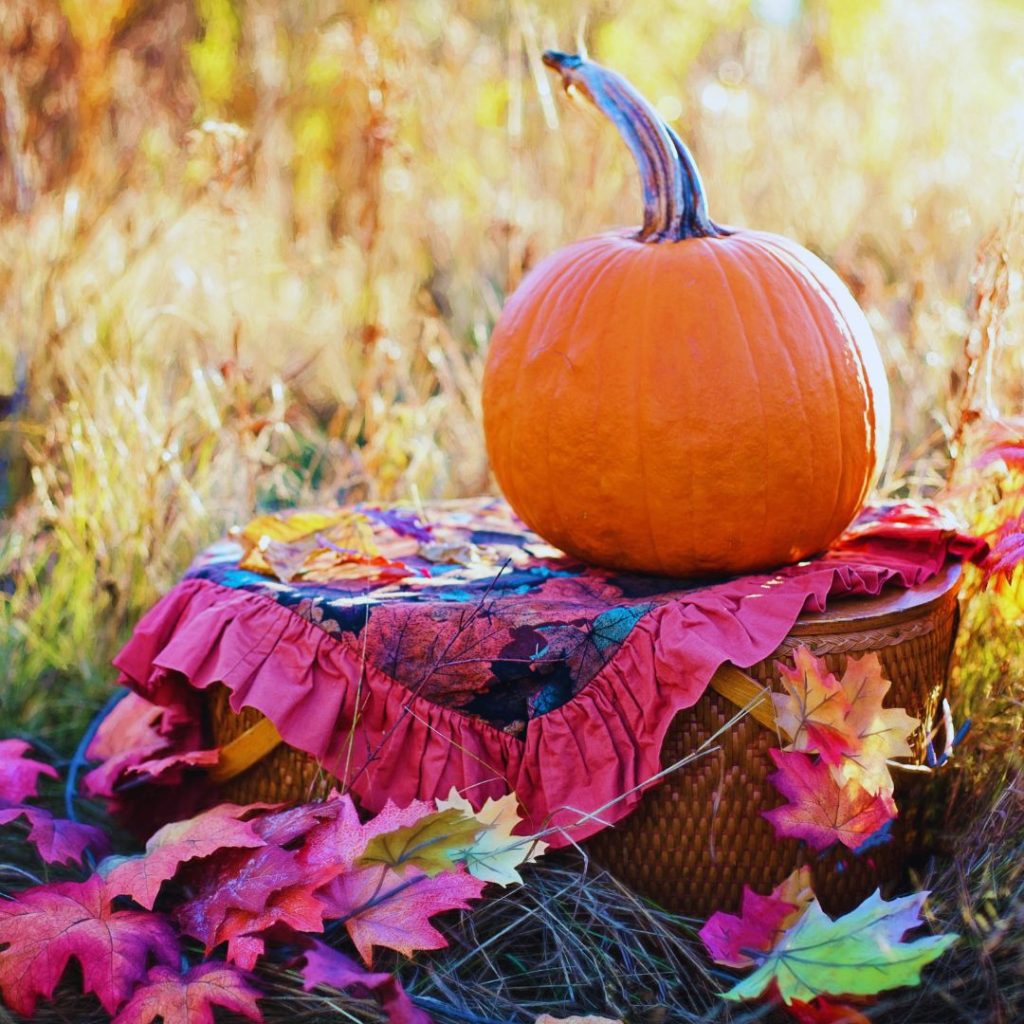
[318,862,486,965]
[110,962,263,1024]
[176,845,326,954]
[0,874,178,1015]
[299,939,430,1024]
[763,750,896,852]
[699,866,813,968]
[104,803,269,909]
[0,739,57,804]
[699,890,801,969]
[0,804,108,866]
[125,749,222,783]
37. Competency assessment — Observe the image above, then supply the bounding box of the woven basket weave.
[206,563,961,917]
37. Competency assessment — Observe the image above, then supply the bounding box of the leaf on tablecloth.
[110,962,263,1024]
[723,890,956,1005]
[699,867,813,968]
[365,506,434,544]
[0,804,108,866]
[763,750,896,851]
[104,803,269,909]
[435,788,547,886]
[0,739,57,803]
[238,510,352,547]
[298,939,430,1024]
[0,874,178,1015]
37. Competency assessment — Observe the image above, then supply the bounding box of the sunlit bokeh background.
[2,0,1024,740]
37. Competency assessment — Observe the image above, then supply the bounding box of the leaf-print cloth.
[110,498,986,846]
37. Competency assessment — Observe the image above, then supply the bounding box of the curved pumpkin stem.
[542,51,727,243]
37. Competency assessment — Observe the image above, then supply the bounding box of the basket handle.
[708,663,778,731]
[208,664,777,786]
[208,715,284,784]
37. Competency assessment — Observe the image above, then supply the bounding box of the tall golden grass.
[2,0,1024,742]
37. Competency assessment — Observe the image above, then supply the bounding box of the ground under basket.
[206,562,961,918]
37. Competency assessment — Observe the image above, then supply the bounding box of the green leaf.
[355,808,482,877]
[724,890,957,1005]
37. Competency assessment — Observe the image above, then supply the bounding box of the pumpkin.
[482,52,890,577]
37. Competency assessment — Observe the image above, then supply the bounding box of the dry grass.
[1,2,1024,1018]
[3,0,1024,742]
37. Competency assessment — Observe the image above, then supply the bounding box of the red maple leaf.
[299,939,430,1024]
[786,994,873,1024]
[104,803,269,909]
[699,868,813,968]
[763,750,896,851]
[0,739,57,803]
[110,962,263,1024]
[0,804,108,866]
[212,881,332,969]
[0,874,178,1015]
[297,796,435,878]
[176,845,327,956]
[125,749,222,783]
[318,862,485,965]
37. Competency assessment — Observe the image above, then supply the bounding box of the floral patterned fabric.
[180,498,980,736]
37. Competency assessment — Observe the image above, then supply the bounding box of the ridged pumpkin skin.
[483,53,889,576]
[484,228,890,576]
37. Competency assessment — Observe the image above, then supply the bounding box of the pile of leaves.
[0,736,556,1023]
[0,645,973,1024]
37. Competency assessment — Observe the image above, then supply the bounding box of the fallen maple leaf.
[772,649,853,759]
[356,807,483,877]
[773,649,920,796]
[786,994,873,1024]
[699,867,814,968]
[177,845,325,954]
[0,804,108,866]
[104,803,268,909]
[0,739,57,803]
[125,749,222,783]
[763,750,896,852]
[435,788,548,886]
[0,874,178,1015]
[724,890,956,1005]
[831,653,920,795]
[318,862,486,965]
[299,939,430,1024]
[110,962,263,1024]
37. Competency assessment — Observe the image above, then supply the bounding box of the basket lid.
[790,561,962,636]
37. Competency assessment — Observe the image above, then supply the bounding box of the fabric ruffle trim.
[112,540,973,848]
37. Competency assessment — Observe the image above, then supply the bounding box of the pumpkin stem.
[542,51,727,242]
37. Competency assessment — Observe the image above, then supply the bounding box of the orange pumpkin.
[483,52,890,577]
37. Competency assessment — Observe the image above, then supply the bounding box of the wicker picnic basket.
[206,562,962,918]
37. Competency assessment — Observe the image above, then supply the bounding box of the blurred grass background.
[2,0,1024,745]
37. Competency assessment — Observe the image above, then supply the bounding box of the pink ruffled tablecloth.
[91,498,986,846]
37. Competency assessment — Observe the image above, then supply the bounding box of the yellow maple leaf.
[435,788,548,886]
[833,653,920,795]
[355,808,483,878]
[238,510,350,547]
[771,646,853,756]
